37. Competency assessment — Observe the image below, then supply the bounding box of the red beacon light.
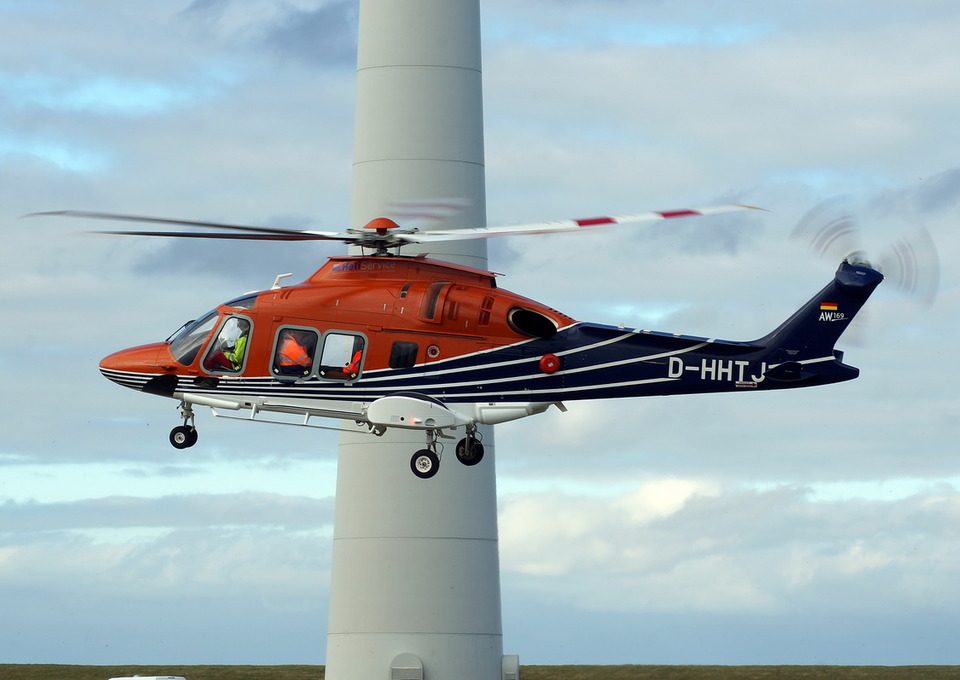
[364,217,401,235]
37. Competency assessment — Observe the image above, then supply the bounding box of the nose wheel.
[410,428,445,479]
[170,402,198,450]
[410,448,440,479]
[170,425,198,449]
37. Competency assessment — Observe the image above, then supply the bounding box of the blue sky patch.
[486,18,770,50]
[0,134,110,173]
[0,69,237,117]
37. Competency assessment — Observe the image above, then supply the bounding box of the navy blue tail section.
[756,260,883,365]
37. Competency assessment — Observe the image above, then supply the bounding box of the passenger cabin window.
[389,341,419,369]
[203,316,252,373]
[318,333,365,381]
[272,328,319,378]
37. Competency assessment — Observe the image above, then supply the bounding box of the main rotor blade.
[89,229,346,241]
[401,204,763,242]
[28,210,342,237]
[31,203,763,248]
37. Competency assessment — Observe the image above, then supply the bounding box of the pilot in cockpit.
[204,317,250,372]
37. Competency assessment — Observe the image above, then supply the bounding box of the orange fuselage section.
[255,256,575,373]
[102,256,575,379]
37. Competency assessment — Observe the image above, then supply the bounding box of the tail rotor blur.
[792,198,940,307]
[876,227,940,306]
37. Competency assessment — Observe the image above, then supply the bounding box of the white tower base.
[325,1,509,678]
[327,426,502,680]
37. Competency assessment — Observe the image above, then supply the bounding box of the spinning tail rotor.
[791,199,940,307]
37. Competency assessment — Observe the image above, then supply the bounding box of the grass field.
[2,666,958,680]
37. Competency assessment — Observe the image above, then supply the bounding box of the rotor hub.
[364,217,401,233]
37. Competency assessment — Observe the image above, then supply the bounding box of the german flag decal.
[820,302,839,311]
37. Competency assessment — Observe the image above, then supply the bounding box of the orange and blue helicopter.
[38,204,883,478]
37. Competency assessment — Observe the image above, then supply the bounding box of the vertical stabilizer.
[757,260,883,360]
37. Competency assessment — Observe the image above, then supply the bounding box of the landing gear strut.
[169,401,198,450]
[456,427,484,466]
[410,426,485,478]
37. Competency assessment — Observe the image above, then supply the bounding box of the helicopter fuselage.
[99,254,882,476]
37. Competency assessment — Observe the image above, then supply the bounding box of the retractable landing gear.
[410,427,485,479]
[410,428,443,479]
[169,401,198,450]
[455,427,484,467]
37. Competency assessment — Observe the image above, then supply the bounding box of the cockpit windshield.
[166,294,258,367]
[168,310,219,366]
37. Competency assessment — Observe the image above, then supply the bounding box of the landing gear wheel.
[170,425,197,450]
[411,449,440,479]
[456,436,485,466]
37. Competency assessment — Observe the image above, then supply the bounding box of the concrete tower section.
[348,0,487,265]
[326,2,511,679]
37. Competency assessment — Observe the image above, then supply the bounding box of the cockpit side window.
[318,332,365,382]
[169,311,219,366]
[202,316,252,374]
[272,327,319,379]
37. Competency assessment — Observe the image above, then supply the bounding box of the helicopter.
[37,204,883,478]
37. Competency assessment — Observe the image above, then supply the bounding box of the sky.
[1,0,959,667]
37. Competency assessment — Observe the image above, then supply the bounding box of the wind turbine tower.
[326,1,515,679]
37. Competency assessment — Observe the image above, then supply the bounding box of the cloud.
[890,166,960,214]
[0,493,334,533]
[0,526,330,663]
[500,481,960,621]
[181,0,358,67]
[261,2,358,66]
[0,491,336,662]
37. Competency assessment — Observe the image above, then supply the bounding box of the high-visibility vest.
[225,333,247,370]
[278,336,310,367]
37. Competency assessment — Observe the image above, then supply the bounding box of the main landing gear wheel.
[410,449,440,479]
[169,425,198,449]
[455,435,484,466]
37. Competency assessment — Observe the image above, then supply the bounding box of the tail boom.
[530,260,883,399]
